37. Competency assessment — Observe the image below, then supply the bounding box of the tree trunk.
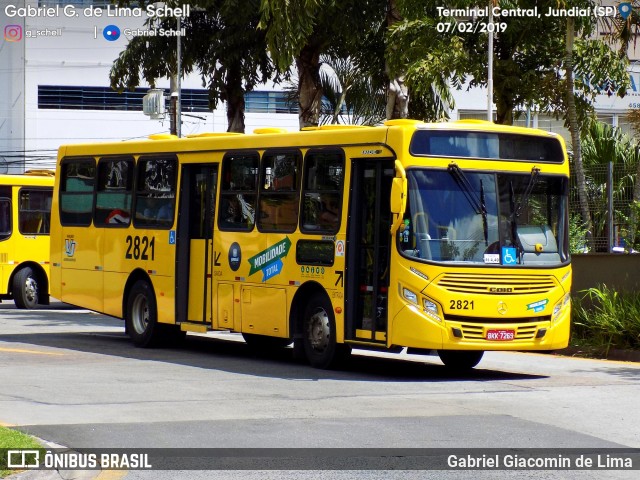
[295,44,323,128]
[495,96,514,125]
[385,0,409,120]
[225,64,246,133]
[565,18,594,250]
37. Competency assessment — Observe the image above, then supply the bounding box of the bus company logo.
[7,450,40,469]
[228,242,241,271]
[489,287,512,293]
[497,301,508,315]
[4,25,23,42]
[65,239,77,257]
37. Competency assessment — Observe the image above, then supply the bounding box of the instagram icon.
[4,25,23,42]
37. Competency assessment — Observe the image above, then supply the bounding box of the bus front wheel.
[126,280,162,348]
[437,350,484,370]
[301,293,350,369]
[12,266,39,309]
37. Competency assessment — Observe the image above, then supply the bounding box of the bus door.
[345,159,394,345]
[176,164,218,325]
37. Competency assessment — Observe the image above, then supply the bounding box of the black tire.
[12,266,39,309]
[302,292,350,369]
[242,333,292,351]
[125,280,163,348]
[437,350,484,370]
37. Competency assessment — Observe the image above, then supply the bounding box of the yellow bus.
[0,170,54,309]
[50,120,571,369]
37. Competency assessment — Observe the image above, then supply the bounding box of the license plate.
[486,329,515,341]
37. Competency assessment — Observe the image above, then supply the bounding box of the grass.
[0,425,45,478]
[571,285,640,357]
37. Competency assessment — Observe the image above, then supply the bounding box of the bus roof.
[57,120,565,158]
[0,171,55,187]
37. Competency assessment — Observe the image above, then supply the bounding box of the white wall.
[0,0,26,172]
[6,0,298,167]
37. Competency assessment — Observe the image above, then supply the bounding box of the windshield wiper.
[447,162,488,246]
[513,167,540,219]
[509,167,540,259]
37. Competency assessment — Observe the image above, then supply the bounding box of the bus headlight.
[423,298,442,322]
[403,288,418,304]
[552,293,571,322]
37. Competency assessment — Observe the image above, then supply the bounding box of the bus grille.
[459,324,539,340]
[436,273,556,295]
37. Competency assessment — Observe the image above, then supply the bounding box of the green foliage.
[617,200,640,252]
[317,56,387,126]
[578,118,640,251]
[572,285,640,356]
[387,0,628,124]
[569,214,589,253]
[0,426,45,476]
[111,0,275,132]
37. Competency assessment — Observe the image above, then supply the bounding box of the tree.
[259,0,387,128]
[317,56,387,126]
[110,0,275,133]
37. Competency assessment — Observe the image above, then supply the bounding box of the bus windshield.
[399,168,569,266]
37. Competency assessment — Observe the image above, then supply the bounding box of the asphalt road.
[1,300,639,479]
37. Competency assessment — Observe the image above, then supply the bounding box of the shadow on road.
[0,315,548,383]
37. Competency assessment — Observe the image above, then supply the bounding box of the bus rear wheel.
[437,350,484,370]
[126,280,162,348]
[301,293,350,369]
[12,266,39,309]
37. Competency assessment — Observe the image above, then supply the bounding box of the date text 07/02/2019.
[436,22,507,34]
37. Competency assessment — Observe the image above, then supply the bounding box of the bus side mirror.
[391,177,406,214]
[390,160,407,234]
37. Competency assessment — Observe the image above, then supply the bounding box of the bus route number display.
[125,235,156,261]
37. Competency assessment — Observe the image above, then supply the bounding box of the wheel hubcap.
[25,277,37,304]
[132,295,149,334]
[308,308,330,352]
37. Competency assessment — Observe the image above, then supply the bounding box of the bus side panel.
[240,285,287,337]
[216,282,235,330]
[58,227,104,312]
[103,271,127,318]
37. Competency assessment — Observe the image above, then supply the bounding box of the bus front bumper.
[390,303,571,351]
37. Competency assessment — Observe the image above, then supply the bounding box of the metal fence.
[569,162,638,252]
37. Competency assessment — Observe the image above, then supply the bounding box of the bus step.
[179,322,210,333]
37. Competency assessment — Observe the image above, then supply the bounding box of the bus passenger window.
[95,157,133,227]
[259,150,301,233]
[219,152,259,232]
[300,149,344,234]
[60,158,96,226]
[134,156,176,228]
[19,189,52,235]
[0,198,11,241]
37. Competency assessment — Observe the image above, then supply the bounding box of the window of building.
[219,152,259,231]
[300,149,344,234]
[38,86,295,114]
[60,158,96,226]
[134,156,177,229]
[95,157,134,227]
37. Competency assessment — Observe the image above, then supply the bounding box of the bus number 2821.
[125,235,155,261]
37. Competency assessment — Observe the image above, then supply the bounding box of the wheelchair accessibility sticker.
[501,246,517,265]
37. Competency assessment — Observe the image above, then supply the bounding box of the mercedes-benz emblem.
[497,301,508,315]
